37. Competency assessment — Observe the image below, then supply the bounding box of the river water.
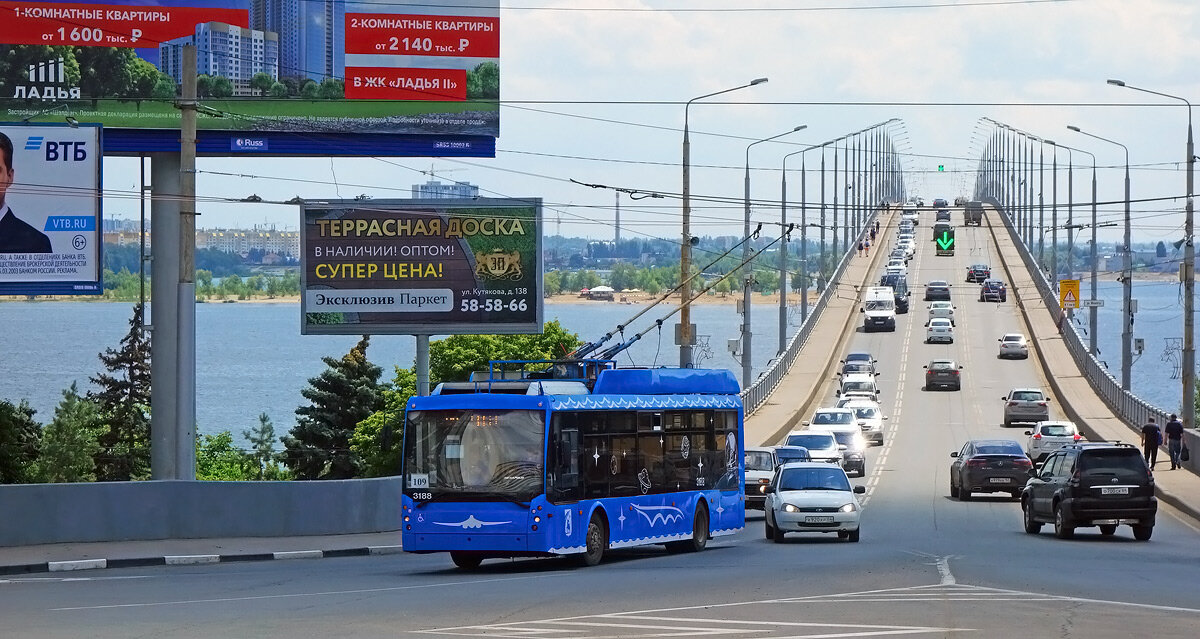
[0,298,800,443]
[2,280,1191,444]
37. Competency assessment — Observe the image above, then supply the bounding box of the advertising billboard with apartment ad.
[0,1,499,156]
[300,198,543,336]
[0,123,102,295]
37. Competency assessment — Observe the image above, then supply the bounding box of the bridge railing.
[985,198,1170,429]
[741,208,882,414]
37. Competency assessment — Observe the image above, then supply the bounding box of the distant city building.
[250,0,344,82]
[412,179,480,199]
[161,22,279,96]
[195,228,300,257]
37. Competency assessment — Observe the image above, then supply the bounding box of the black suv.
[879,273,910,313]
[1021,443,1156,540]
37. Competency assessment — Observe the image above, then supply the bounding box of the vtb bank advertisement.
[0,0,500,138]
[0,123,101,295]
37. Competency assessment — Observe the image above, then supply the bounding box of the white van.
[861,286,897,332]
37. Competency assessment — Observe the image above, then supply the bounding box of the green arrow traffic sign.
[936,231,955,250]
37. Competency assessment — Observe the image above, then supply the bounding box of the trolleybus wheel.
[450,552,483,570]
[578,514,607,567]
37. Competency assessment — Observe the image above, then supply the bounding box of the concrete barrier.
[0,477,402,547]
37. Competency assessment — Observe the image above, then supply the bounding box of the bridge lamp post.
[1070,125,1133,391]
[679,77,768,369]
[743,125,806,390]
[1108,79,1195,429]
[1057,142,1096,353]
[782,140,822,348]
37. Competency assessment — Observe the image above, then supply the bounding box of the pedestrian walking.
[1164,413,1185,469]
[1140,416,1162,466]
[864,239,870,256]
[870,228,877,242]
[874,220,880,234]
[857,240,863,257]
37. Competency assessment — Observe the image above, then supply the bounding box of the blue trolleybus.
[401,361,745,569]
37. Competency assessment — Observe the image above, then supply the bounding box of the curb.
[759,208,897,446]
[986,212,1200,528]
[0,544,404,577]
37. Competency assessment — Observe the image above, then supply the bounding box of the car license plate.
[989,477,1012,484]
[804,516,834,523]
[1101,487,1129,495]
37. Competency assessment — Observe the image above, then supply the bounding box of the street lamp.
[781,139,822,352]
[1069,124,1133,391]
[1109,79,1195,429]
[679,77,767,369]
[742,124,806,389]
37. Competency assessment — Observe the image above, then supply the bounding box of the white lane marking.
[0,575,151,585]
[935,556,956,585]
[49,574,562,611]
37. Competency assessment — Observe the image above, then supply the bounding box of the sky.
[100,0,1200,248]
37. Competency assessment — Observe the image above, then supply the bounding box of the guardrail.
[984,197,1171,429]
[740,208,882,414]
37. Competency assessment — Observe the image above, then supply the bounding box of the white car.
[840,398,886,444]
[1024,421,1082,462]
[927,301,955,325]
[763,462,866,543]
[896,240,915,259]
[998,333,1029,359]
[836,373,880,399]
[744,446,777,509]
[784,430,843,465]
[804,407,857,429]
[925,317,954,343]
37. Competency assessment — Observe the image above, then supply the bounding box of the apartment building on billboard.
[160,22,279,96]
[251,0,345,82]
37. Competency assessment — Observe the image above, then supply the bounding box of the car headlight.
[782,504,800,513]
[839,503,858,513]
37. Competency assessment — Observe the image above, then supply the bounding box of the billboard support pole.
[177,44,198,480]
[149,158,180,479]
[416,335,430,396]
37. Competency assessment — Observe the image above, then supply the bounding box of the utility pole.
[177,44,198,480]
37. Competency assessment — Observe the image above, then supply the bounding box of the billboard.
[0,123,102,295]
[0,1,499,155]
[301,198,542,335]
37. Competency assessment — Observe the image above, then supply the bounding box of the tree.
[269,81,288,98]
[466,61,499,99]
[0,399,41,484]
[89,303,152,481]
[242,413,287,480]
[429,321,581,383]
[34,382,102,483]
[300,80,320,99]
[74,46,137,98]
[1157,241,1168,258]
[210,75,234,98]
[282,336,383,479]
[151,75,177,99]
[196,431,251,481]
[318,77,344,99]
[608,262,638,291]
[351,367,416,477]
[250,72,274,97]
[543,270,562,296]
[127,57,161,98]
[195,74,214,98]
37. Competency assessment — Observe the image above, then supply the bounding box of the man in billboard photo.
[0,131,52,254]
